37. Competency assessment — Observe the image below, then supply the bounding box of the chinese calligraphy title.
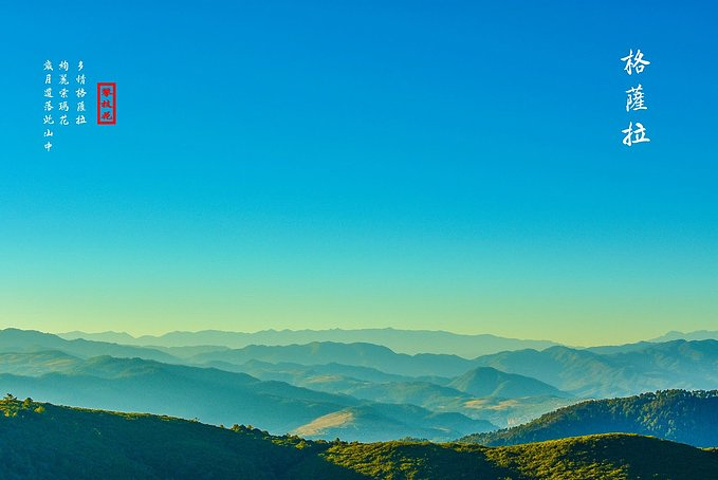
[620,49,651,147]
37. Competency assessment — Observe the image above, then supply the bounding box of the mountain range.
[651,330,718,342]
[471,341,718,397]
[0,350,493,442]
[3,328,718,435]
[2,397,716,479]
[58,328,558,358]
[2,325,718,480]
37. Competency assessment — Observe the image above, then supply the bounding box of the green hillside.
[1,397,716,479]
[325,435,718,480]
[0,395,356,480]
[462,390,718,448]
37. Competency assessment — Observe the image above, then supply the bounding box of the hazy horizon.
[1,323,711,348]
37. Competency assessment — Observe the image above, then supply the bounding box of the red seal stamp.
[97,82,116,125]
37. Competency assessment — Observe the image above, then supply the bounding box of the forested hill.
[0,396,717,479]
[461,389,718,447]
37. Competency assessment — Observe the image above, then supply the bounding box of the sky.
[0,1,716,345]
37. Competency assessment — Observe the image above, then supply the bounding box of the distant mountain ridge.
[651,330,718,342]
[471,340,718,397]
[190,341,478,378]
[0,328,177,363]
[58,328,559,358]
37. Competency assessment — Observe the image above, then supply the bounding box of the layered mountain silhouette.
[471,341,718,397]
[202,359,572,428]
[3,328,718,437]
[0,328,177,363]
[59,328,558,358]
[651,330,718,342]
[189,341,478,377]
[0,351,493,442]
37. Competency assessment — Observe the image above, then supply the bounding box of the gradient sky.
[1,1,716,345]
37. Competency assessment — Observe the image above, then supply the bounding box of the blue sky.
[1,0,716,345]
